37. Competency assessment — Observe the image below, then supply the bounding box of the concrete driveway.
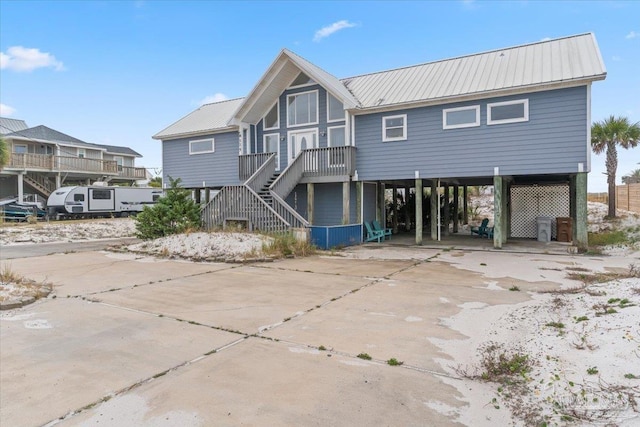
[2,247,615,426]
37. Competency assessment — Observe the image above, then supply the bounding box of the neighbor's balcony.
[6,153,143,178]
[238,146,356,181]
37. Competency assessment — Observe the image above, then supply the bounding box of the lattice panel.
[510,185,570,239]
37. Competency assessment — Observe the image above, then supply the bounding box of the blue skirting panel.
[309,224,363,250]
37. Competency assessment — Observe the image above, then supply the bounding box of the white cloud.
[612,55,621,61]
[625,31,638,39]
[313,20,357,42]
[0,103,16,116]
[0,46,64,72]
[540,37,552,41]
[200,93,229,105]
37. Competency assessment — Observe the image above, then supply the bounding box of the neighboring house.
[154,33,606,248]
[0,122,147,201]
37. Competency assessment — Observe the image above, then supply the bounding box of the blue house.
[153,33,606,249]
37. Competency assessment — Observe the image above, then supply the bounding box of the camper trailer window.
[92,190,111,200]
[153,194,160,202]
[74,194,85,202]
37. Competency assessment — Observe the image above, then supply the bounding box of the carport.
[361,171,588,249]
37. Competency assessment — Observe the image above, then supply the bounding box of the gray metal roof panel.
[154,98,244,140]
[342,33,606,109]
[0,117,29,135]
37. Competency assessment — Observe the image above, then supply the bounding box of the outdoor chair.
[470,218,489,237]
[364,221,385,243]
[372,220,392,239]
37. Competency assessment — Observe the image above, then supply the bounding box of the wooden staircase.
[202,154,308,232]
[23,173,56,198]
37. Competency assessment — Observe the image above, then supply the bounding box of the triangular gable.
[232,49,359,125]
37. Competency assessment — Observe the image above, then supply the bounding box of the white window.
[328,126,346,147]
[289,72,316,88]
[442,105,480,130]
[287,90,318,127]
[263,133,281,171]
[382,114,407,142]
[327,93,344,123]
[77,148,86,159]
[113,156,124,171]
[263,102,279,130]
[189,138,215,155]
[13,144,27,154]
[487,99,529,125]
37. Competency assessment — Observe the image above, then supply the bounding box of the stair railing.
[201,185,290,232]
[270,151,305,200]
[244,153,276,193]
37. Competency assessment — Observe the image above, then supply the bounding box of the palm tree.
[622,169,640,185]
[591,116,640,217]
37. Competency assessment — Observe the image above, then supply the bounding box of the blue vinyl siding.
[162,131,241,188]
[257,84,345,171]
[354,86,588,181]
[311,182,357,226]
[363,182,377,225]
[285,184,308,218]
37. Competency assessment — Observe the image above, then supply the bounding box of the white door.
[288,129,317,165]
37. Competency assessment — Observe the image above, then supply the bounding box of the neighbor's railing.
[239,152,273,181]
[118,166,147,179]
[8,153,119,174]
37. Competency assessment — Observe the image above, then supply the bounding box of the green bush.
[135,177,201,240]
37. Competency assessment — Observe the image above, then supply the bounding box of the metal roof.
[153,98,244,140]
[154,33,605,140]
[0,117,29,135]
[342,33,606,109]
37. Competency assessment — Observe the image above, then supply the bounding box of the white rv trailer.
[47,186,163,218]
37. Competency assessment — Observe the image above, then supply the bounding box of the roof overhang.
[231,49,359,125]
[152,125,239,141]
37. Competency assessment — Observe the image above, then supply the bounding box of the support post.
[307,183,314,225]
[443,184,450,236]
[575,172,588,250]
[56,173,61,189]
[569,175,577,243]
[342,181,350,225]
[463,185,468,225]
[493,176,503,249]
[195,188,201,204]
[404,185,411,231]
[205,188,211,204]
[377,182,385,226]
[502,181,508,244]
[453,185,459,233]
[392,184,398,234]
[356,181,362,224]
[430,181,438,241]
[415,178,423,245]
[17,172,24,203]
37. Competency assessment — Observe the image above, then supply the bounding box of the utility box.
[536,216,553,242]
[556,217,573,243]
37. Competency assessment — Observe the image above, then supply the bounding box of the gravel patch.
[126,232,272,262]
[0,218,136,246]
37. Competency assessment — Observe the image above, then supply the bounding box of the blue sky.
[1,0,638,191]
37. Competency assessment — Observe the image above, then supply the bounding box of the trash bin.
[556,217,573,243]
[536,216,553,242]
